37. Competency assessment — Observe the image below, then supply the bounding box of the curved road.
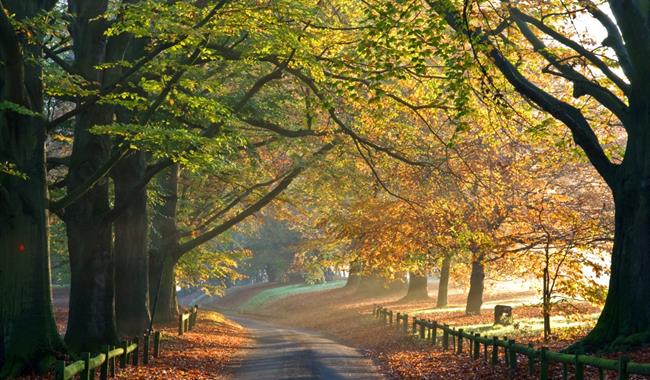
[230,316,385,380]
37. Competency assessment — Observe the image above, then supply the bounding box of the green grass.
[459,313,600,340]
[238,280,345,312]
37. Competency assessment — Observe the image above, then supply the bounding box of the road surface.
[230,316,386,380]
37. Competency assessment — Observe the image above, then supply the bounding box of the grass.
[458,313,600,340]
[236,280,345,312]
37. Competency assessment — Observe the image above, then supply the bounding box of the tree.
[0,1,64,375]
[425,0,640,350]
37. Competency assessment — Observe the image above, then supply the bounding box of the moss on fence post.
[618,356,629,380]
[491,337,499,366]
[432,321,438,345]
[527,342,535,376]
[457,329,464,354]
[508,340,517,372]
[574,354,584,380]
[540,348,548,380]
[473,334,481,360]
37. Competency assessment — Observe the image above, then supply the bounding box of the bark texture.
[436,255,451,308]
[149,165,180,323]
[113,151,150,336]
[64,0,119,352]
[0,1,62,375]
[465,258,485,315]
[403,271,429,300]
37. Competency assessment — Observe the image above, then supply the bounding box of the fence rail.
[373,305,648,380]
[55,331,162,380]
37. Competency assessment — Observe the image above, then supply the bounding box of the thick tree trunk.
[580,166,650,349]
[149,254,178,323]
[465,258,485,315]
[149,165,180,323]
[403,271,429,300]
[436,255,451,308]
[65,0,118,352]
[0,2,62,373]
[113,151,150,336]
[345,260,362,288]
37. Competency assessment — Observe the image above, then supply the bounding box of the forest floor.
[211,281,650,379]
[19,287,252,380]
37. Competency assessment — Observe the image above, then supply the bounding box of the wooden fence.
[56,305,199,380]
[178,305,199,335]
[55,331,162,380]
[373,305,650,380]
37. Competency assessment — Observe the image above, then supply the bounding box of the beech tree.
[423,0,640,349]
[0,1,63,376]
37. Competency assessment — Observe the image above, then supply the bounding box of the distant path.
[230,315,385,380]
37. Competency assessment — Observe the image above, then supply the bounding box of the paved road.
[230,316,385,380]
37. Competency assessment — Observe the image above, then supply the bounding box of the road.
[230,316,386,380]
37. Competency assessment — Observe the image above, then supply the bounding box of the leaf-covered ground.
[31,289,251,380]
[214,284,650,379]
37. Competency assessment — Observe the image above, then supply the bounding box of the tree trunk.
[0,2,62,374]
[149,254,178,323]
[345,260,362,288]
[436,254,451,308]
[266,264,279,282]
[403,271,429,300]
[64,0,118,352]
[579,165,650,349]
[465,258,485,315]
[113,151,150,336]
[149,165,180,323]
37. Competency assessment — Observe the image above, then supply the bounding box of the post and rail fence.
[373,305,648,380]
[178,304,199,335]
[56,304,199,380]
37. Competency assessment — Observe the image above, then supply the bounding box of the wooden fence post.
[457,329,464,354]
[574,354,584,380]
[100,345,110,380]
[527,342,535,376]
[503,336,509,365]
[143,333,150,365]
[120,341,128,368]
[431,321,438,345]
[132,336,140,366]
[179,313,184,335]
[491,337,499,365]
[419,321,426,339]
[540,347,549,380]
[618,355,629,380]
[80,352,91,380]
[154,331,162,358]
[508,340,517,371]
[396,312,401,328]
[110,345,116,377]
[55,360,65,380]
[412,318,417,334]
[402,315,408,334]
[562,362,568,380]
[443,326,449,350]
[473,334,480,360]
[389,310,393,326]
